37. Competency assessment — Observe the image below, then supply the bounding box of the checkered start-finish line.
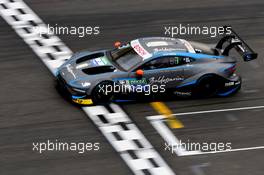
[0,0,175,174]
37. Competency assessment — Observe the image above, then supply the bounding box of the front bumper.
[56,74,93,105]
[71,95,93,105]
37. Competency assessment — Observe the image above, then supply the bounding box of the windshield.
[110,45,143,71]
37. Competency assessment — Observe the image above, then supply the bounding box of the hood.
[58,50,118,88]
[74,52,115,74]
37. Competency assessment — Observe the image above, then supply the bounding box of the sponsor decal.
[128,78,148,85]
[153,47,187,53]
[94,58,104,65]
[72,98,93,105]
[134,44,147,56]
[149,76,184,84]
[130,39,152,59]
[118,78,148,88]
[174,91,192,96]
[81,82,91,87]
[91,56,110,66]
[225,81,240,87]
[225,82,234,87]
[146,41,169,47]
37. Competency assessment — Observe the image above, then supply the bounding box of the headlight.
[72,88,86,93]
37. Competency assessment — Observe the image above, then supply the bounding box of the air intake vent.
[76,52,104,64]
[82,66,115,75]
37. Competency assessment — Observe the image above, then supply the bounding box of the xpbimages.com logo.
[32,140,100,154]
[164,24,232,38]
[164,140,232,153]
[33,24,100,38]
[98,82,166,96]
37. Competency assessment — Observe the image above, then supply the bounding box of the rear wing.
[215,26,258,61]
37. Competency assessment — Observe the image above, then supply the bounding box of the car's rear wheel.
[195,75,220,98]
[92,81,114,104]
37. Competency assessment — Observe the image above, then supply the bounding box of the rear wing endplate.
[216,26,258,61]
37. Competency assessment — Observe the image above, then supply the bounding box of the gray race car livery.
[56,28,257,105]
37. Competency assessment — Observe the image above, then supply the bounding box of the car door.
[181,57,197,79]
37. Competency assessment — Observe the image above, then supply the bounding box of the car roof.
[153,51,224,59]
[130,37,225,61]
[130,37,196,60]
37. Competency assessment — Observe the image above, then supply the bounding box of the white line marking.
[190,146,264,155]
[84,104,175,175]
[0,0,72,75]
[241,89,259,94]
[147,115,264,157]
[173,105,264,116]
[147,115,201,156]
[0,1,175,174]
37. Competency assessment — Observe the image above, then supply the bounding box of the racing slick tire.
[55,79,72,100]
[194,75,221,98]
[91,81,114,104]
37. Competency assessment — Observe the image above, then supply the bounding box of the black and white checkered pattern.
[0,0,72,75]
[0,1,175,174]
[84,104,175,175]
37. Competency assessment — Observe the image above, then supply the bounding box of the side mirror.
[114,41,121,48]
[135,69,144,77]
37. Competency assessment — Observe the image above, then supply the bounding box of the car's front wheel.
[92,81,114,104]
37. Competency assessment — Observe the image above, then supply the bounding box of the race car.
[56,27,258,105]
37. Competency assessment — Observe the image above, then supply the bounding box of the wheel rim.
[198,78,218,97]
[93,82,114,103]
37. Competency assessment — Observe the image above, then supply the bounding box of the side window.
[140,56,194,70]
[143,57,170,70]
